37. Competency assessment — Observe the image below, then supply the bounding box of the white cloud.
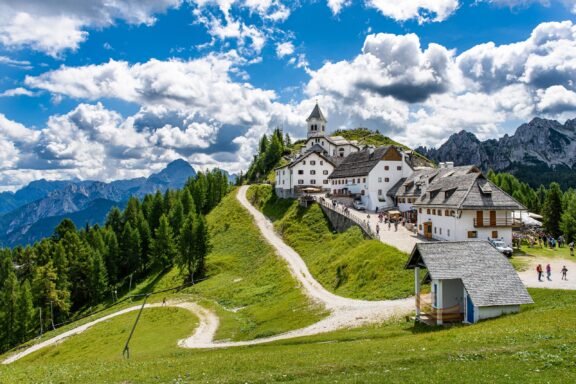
[0,87,37,97]
[327,0,352,14]
[276,41,294,58]
[365,0,460,23]
[0,0,181,56]
[479,1,576,14]
[537,85,576,114]
[0,55,32,68]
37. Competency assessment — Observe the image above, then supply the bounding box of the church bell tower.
[306,102,327,138]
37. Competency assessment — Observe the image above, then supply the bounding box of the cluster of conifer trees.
[488,170,576,241]
[0,170,229,353]
[243,128,291,183]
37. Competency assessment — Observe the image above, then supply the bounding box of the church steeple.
[306,102,327,138]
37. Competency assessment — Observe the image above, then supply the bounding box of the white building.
[275,103,355,198]
[328,146,414,211]
[406,242,533,325]
[413,170,525,245]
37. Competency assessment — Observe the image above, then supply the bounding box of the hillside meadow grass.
[1,189,326,365]
[1,288,575,383]
[247,184,413,300]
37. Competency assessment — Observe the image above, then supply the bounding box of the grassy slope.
[18,307,197,365]
[247,185,413,300]
[2,289,575,383]
[1,190,325,364]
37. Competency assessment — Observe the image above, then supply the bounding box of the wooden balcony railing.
[473,218,523,228]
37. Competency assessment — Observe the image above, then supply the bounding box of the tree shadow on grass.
[132,268,171,296]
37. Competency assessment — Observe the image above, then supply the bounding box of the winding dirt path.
[2,186,413,364]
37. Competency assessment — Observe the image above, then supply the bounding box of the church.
[274,103,360,198]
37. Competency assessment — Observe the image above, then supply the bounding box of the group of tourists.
[536,264,568,281]
[514,230,575,256]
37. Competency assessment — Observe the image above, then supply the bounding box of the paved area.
[318,195,424,253]
[518,258,576,290]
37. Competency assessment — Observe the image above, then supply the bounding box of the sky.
[0,0,575,191]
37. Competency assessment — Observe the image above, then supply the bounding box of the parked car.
[353,200,366,210]
[489,238,513,257]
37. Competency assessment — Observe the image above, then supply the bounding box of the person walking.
[388,220,391,230]
[546,264,552,281]
[537,264,543,282]
[394,220,398,232]
[562,265,568,280]
[376,224,380,236]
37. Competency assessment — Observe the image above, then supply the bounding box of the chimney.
[446,161,454,169]
[439,162,445,169]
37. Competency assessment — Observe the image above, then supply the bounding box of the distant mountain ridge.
[416,117,576,189]
[0,159,197,247]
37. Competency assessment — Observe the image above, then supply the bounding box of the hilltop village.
[275,104,525,246]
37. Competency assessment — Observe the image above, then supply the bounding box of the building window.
[361,190,365,195]
[434,227,437,234]
[468,231,478,239]
[427,209,430,214]
[298,179,304,185]
[378,177,382,182]
[447,229,450,237]
[384,165,389,171]
[320,161,324,165]
[363,178,366,183]
[397,166,402,171]
[310,170,316,175]
[438,210,442,216]
[439,228,442,235]
[323,170,329,175]
[385,178,390,182]
[323,180,329,184]
[445,209,449,216]
[303,161,306,165]
[432,209,436,215]
[298,170,304,175]
[378,189,382,196]
[419,208,422,214]
[283,170,285,175]
[310,179,316,184]
[492,231,498,239]
[310,160,316,165]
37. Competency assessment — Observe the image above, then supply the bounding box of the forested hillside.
[487,170,576,241]
[0,170,229,354]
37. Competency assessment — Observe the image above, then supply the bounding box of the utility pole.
[122,294,150,359]
[50,300,56,330]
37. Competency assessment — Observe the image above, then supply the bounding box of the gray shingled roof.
[307,103,326,121]
[328,146,391,179]
[413,172,526,210]
[406,241,533,307]
[393,166,479,198]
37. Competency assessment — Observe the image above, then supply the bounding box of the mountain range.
[0,159,199,247]
[416,117,576,189]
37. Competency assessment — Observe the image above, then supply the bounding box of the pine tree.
[0,271,20,347]
[560,193,576,242]
[103,229,120,284]
[120,222,141,276]
[15,280,35,343]
[89,251,108,304]
[177,213,197,283]
[53,219,77,241]
[151,215,178,269]
[169,199,184,237]
[148,191,165,232]
[181,189,196,216]
[542,182,563,237]
[105,206,123,236]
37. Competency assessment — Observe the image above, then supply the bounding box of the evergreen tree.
[148,191,164,233]
[177,213,197,283]
[0,271,20,347]
[560,193,576,242]
[103,229,120,284]
[542,182,563,237]
[181,189,196,216]
[89,251,108,304]
[151,215,177,269]
[15,280,35,343]
[169,199,185,237]
[32,262,70,328]
[120,222,141,276]
[53,219,77,241]
[105,206,123,236]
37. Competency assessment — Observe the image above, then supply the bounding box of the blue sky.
[0,0,575,191]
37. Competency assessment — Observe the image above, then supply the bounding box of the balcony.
[473,218,523,228]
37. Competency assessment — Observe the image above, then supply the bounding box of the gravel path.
[518,258,576,290]
[2,186,413,364]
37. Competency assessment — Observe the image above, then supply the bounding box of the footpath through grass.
[247,185,413,300]
[2,288,575,383]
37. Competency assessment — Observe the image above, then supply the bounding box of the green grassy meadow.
[1,289,575,383]
[247,184,413,300]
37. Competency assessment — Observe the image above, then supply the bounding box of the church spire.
[306,102,327,138]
